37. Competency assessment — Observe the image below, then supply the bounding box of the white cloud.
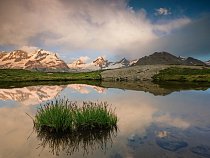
[0,0,193,59]
[155,8,171,16]
[79,56,90,63]
[19,46,39,53]
[153,18,191,34]
[155,114,190,129]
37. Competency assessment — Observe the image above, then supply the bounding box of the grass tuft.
[34,98,118,133]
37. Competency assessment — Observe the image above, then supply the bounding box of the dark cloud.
[150,15,210,57]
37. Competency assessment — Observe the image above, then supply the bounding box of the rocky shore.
[101,65,170,81]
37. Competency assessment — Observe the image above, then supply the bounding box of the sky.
[0,0,210,62]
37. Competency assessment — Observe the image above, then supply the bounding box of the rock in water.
[156,138,188,151]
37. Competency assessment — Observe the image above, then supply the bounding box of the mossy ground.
[0,69,101,82]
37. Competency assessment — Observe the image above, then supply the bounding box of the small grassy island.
[33,99,118,133]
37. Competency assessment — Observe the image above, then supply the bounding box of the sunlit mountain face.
[0,0,209,62]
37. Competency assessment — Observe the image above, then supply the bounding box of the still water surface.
[0,83,210,158]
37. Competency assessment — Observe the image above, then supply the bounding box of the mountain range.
[68,57,135,71]
[0,49,208,72]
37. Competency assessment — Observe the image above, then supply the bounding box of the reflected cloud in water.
[0,83,210,157]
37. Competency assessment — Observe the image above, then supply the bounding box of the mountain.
[68,57,132,71]
[93,56,108,68]
[183,57,207,66]
[68,56,108,71]
[133,52,206,66]
[0,49,69,71]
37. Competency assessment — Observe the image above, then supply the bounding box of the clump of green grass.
[34,98,118,133]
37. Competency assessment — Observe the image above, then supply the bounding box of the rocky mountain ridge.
[68,56,135,71]
[0,49,208,72]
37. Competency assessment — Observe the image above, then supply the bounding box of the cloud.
[78,56,90,63]
[19,46,39,53]
[153,18,191,34]
[155,114,190,129]
[148,15,210,58]
[1,0,208,60]
[155,8,171,16]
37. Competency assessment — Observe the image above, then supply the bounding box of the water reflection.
[0,86,65,105]
[0,82,210,157]
[0,84,106,106]
[1,81,210,96]
[35,127,117,156]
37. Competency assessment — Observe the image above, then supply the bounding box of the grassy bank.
[0,69,101,82]
[153,67,210,82]
[34,99,118,133]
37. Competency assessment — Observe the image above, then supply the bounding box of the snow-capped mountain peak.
[93,56,107,66]
[0,49,69,71]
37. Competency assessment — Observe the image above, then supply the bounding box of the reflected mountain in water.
[0,84,106,105]
[0,86,65,105]
[67,84,106,94]
[101,81,172,96]
[0,81,209,105]
[35,127,117,156]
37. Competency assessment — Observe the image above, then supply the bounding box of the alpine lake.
[1,81,210,158]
